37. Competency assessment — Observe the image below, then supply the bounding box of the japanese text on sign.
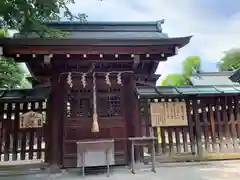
[19,111,44,129]
[150,102,188,127]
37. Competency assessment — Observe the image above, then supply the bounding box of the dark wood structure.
[229,69,240,83]
[0,20,191,168]
[0,87,49,163]
[138,85,240,160]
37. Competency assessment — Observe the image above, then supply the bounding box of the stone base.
[45,164,61,174]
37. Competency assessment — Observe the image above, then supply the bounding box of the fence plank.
[160,127,167,154]
[228,97,238,151]
[186,99,196,154]
[202,106,210,151]
[193,99,203,156]
[4,103,11,161]
[167,127,173,155]
[224,97,232,151]
[234,96,240,151]
[175,127,181,153]
[12,103,19,160]
[182,127,188,152]
[209,103,217,152]
[0,103,4,161]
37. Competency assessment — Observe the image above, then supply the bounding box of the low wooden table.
[128,136,157,174]
[76,139,115,177]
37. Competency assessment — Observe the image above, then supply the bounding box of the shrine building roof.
[0,86,50,102]
[0,20,192,47]
[0,20,192,83]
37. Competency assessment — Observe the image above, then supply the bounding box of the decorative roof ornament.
[156,19,165,32]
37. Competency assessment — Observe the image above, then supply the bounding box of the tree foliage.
[218,50,240,71]
[0,58,30,88]
[0,0,87,37]
[183,56,201,76]
[0,0,86,88]
[161,56,202,86]
[0,29,30,88]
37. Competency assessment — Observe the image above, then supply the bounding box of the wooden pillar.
[124,76,142,163]
[192,98,203,156]
[130,77,142,162]
[48,72,64,171]
[124,76,133,163]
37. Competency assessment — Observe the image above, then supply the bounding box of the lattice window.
[97,88,122,117]
[66,89,92,118]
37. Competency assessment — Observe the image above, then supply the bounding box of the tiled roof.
[11,21,191,47]
[0,86,50,102]
[190,71,238,86]
[137,85,240,98]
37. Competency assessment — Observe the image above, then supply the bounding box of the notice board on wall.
[150,102,188,127]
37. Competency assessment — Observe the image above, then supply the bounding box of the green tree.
[183,56,201,76]
[0,58,31,88]
[161,56,202,86]
[0,0,86,87]
[0,29,31,88]
[0,0,87,37]
[218,50,240,71]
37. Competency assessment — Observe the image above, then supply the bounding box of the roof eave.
[0,36,192,47]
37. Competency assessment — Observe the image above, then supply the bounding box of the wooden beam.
[4,45,173,55]
[14,54,168,63]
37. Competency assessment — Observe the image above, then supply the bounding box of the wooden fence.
[0,100,48,162]
[140,95,240,159]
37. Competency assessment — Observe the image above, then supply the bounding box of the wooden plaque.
[150,102,188,127]
[19,111,44,129]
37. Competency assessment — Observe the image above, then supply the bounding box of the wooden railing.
[0,101,48,162]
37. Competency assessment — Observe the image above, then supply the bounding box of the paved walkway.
[1,160,240,180]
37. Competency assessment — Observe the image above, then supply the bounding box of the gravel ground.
[1,160,240,180]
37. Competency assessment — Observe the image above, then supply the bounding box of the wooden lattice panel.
[98,88,122,117]
[150,102,188,127]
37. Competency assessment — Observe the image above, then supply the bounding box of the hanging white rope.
[105,72,111,86]
[67,72,73,88]
[58,70,133,82]
[91,72,99,132]
[81,73,87,88]
[117,72,122,85]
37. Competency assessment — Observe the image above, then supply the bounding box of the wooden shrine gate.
[140,94,240,161]
[0,88,49,164]
[62,75,129,167]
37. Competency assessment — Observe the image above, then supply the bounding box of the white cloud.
[69,0,240,84]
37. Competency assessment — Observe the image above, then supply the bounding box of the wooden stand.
[76,139,115,177]
[128,137,157,174]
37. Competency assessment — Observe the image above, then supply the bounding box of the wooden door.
[62,77,127,167]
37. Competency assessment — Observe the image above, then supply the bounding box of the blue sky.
[69,0,240,83]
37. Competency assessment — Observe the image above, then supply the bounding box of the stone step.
[0,161,48,176]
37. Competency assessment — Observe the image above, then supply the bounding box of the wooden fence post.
[192,98,203,156]
[186,98,196,155]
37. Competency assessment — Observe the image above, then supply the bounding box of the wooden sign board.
[150,102,188,127]
[19,111,44,129]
